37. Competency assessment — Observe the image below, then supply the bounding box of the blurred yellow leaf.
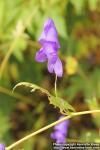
[65,56,78,75]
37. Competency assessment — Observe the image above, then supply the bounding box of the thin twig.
[54,75,57,97]
[6,109,100,150]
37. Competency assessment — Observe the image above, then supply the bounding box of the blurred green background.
[0,0,100,149]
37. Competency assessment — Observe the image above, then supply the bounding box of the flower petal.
[35,18,63,77]
[39,18,60,49]
[49,54,58,64]
[54,58,63,77]
[54,117,70,132]
[47,53,58,73]
[47,57,63,77]
[47,61,54,73]
[35,48,47,62]
[44,43,57,56]
[50,116,70,145]
[0,144,5,150]
[51,131,66,143]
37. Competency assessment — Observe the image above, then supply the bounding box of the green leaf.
[0,0,5,30]
[13,82,51,97]
[13,36,27,62]
[49,96,75,115]
[0,93,15,142]
[88,0,98,11]
[23,139,34,150]
[80,130,100,142]
[0,112,10,140]
[85,97,100,127]
[70,0,85,14]
[13,82,75,115]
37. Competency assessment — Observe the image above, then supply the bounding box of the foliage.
[0,0,100,149]
[13,82,75,115]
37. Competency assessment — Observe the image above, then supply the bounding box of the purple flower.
[35,18,63,77]
[0,144,5,150]
[50,116,70,143]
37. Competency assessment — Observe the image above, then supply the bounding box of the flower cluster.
[50,116,70,143]
[35,18,63,77]
[0,144,5,150]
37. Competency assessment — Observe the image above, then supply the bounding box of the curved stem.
[6,109,100,150]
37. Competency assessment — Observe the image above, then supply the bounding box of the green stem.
[6,109,100,150]
[54,75,57,97]
[0,86,32,104]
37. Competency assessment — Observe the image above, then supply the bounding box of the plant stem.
[6,109,100,150]
[0,86,32,104]
[54,75,57,97]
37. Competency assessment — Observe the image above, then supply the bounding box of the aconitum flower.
[50,116,70,143]
[35,18,63,77]
[0,144,5,150]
